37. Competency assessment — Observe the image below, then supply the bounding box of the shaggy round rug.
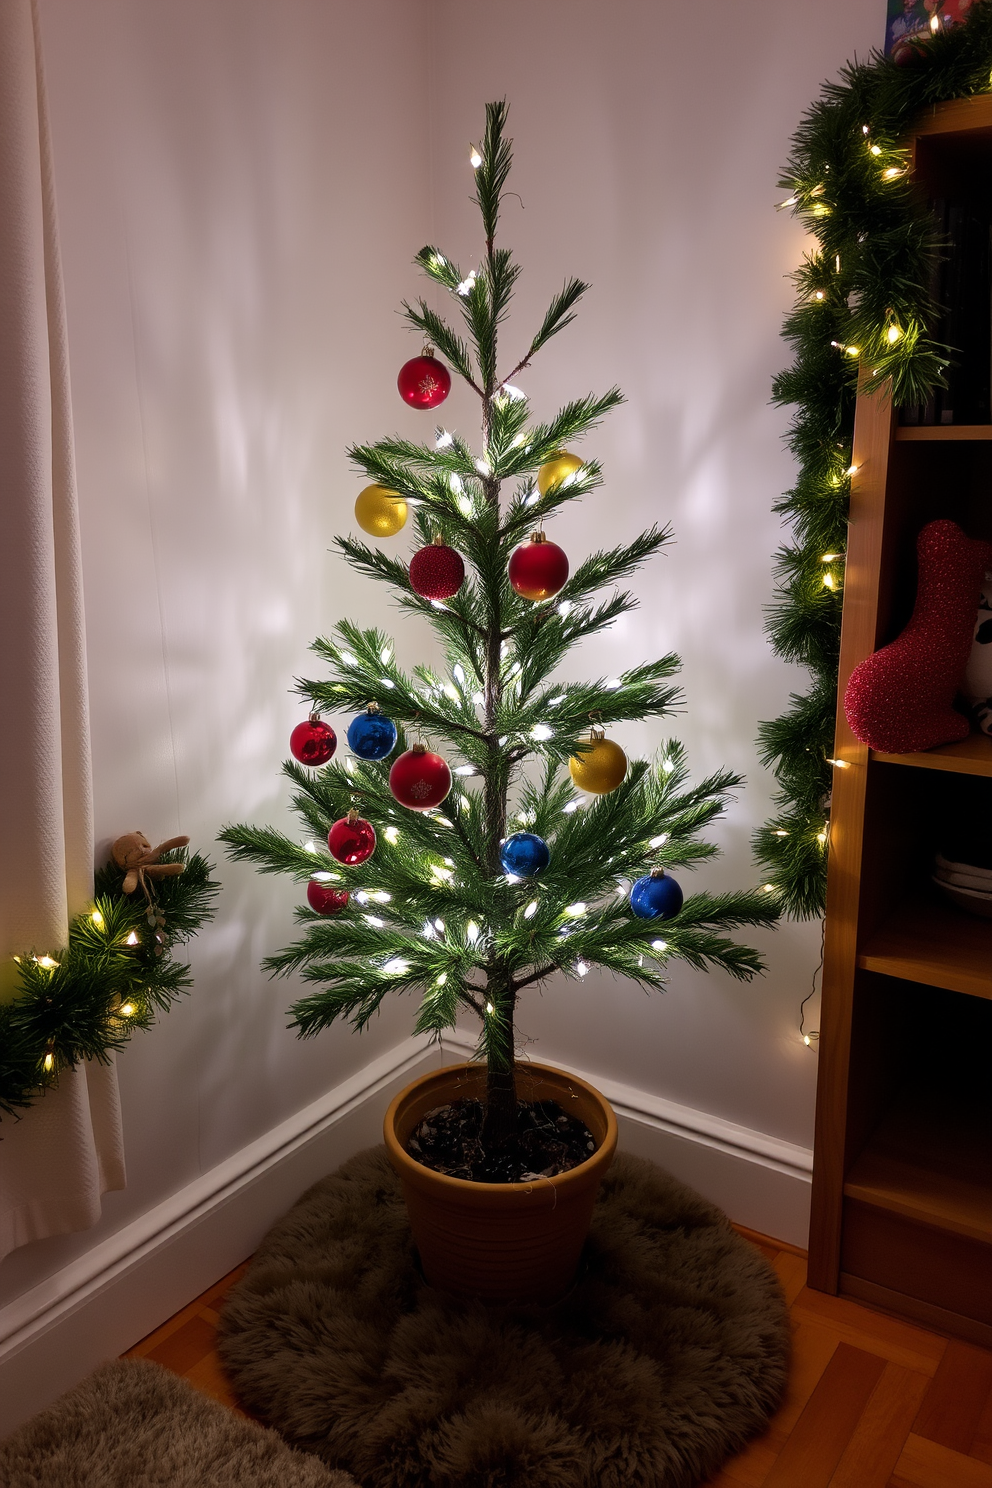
[0,1358,356,1487]
[219,1147,790,1488]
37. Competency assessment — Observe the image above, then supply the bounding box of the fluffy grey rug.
[219,1147,790,1488]
[0,1357,357,1487]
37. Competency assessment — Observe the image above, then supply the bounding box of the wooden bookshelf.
[808,94,992,1347]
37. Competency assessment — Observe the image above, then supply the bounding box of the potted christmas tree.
[222,102,776,1304]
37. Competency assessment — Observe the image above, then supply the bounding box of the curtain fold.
[0,0,125,1263]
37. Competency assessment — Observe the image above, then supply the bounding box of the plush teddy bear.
[111,831,190,896]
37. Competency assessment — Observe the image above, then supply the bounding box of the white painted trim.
[438,1030,812,1180]
[0,1030,812,1434]
[0,1035,438,1435]
[439,1031,812,1249]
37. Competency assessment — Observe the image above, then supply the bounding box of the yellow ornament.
[568,731,628,795]
[355,484,408,538]
[537,450,584,496]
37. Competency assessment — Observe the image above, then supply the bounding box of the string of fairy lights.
[754,10,992,1043]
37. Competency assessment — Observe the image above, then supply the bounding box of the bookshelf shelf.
[857,890,992,1000]
[809,94,992,1346]
[871,731,992,776]
[895,424,992,440]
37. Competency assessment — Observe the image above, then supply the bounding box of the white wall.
[1,0,880,1325]
[425,0,879,1143]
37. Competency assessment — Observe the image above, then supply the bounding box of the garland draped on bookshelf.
[755,2,992,919]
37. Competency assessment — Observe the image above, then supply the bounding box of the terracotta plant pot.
[383,1059,618,1305]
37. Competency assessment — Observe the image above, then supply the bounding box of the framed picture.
[885,0,976,60]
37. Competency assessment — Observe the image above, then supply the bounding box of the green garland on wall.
[754,3,992,919]
[0,848,219,1118]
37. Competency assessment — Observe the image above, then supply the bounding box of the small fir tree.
[221,102,777,1150]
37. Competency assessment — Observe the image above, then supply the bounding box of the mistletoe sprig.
[755,4,992,918]
[0,847,220,1118]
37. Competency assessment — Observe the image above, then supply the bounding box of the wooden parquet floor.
[125,1229,992,1487]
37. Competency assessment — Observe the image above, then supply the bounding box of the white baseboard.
[440,1032,812,1249]
[0,1034,437,1437]
[0,1032,812,1436]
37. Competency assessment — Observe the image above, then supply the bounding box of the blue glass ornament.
[346,709,398,761]
[630,869,683,920]
[500,832,551,878]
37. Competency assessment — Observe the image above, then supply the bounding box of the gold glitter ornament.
[537,450,584,496]
[355,484,408,538]
[568,729,628,795]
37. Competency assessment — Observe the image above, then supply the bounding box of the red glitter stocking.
[844,519,992,754]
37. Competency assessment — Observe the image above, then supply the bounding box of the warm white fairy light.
[563,799,581,814]
[382,958,409,975]
[434,918,445,932]
[556,600,572,618]
[454,764,476,777]
[436,972,447,986]
[651,939,668,952]
[443,683,459,702]
[826,757,851,770]
[125,932,139,947]
[870,144,881,156]
[384,825,400,844]
[312,871,335,883]
[524,491,540,507]
[486,1000,495,1014]
[887,324,901,344]
[469,144,483,168]
[763,884,775,893]
[43,1051,55,1072]
[452,664,465,686]
[882,166,905,181]
[845,463,860,476]
[531,722,553,741]
[575,961,589,977]
[524,901,538,919]
[119,1002,136,1018]
[339,651,357,666]
[36,955,60,971]
[90,909,105,929]
[435,429,454,449]
[364,914,385,927]
[823,572,836,590]
[774,829,789,837]
[564,902,586,917]
[379,677,395,688]
[430,253,447,271]
[456,271,477,296]
[649,832,669,848]
[474,458,492,477]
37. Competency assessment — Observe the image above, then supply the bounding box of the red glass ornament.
[389,744,452,810]
[306,880,350,915]
[327,812,377,865]
[409,542,465,600]
[397,353,451,410]
[508,533,570,602]
[290,715,337,766]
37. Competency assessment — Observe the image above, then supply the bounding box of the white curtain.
[0,0,125,1263]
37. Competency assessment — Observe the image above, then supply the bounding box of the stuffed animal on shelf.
[111,831,190,896]
[963,568,992,736]
[844,520,992,754]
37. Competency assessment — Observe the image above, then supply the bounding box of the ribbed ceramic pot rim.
[383,1059,618,1197]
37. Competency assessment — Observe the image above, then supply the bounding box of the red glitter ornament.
[844,520,992,753]
[508,532,569,602]
[389,744,452,810]
[409,541,465,600]
[327,811,377,865]
[290,714,337,766]
[306,880,349,915]
[397,352,451,410]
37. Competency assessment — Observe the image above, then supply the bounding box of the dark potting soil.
[405,1098,598,1183]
